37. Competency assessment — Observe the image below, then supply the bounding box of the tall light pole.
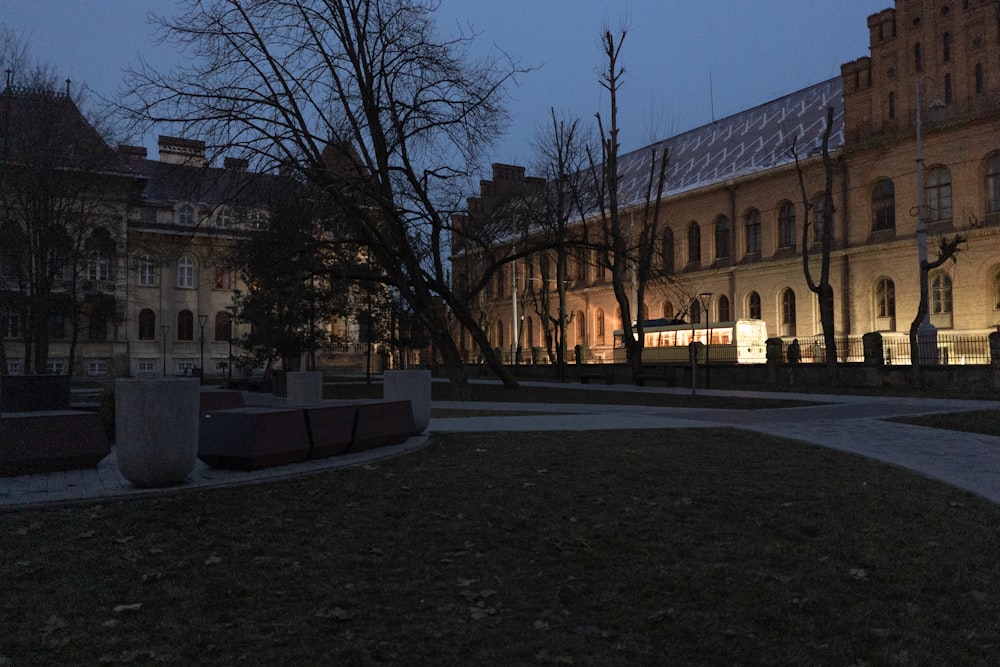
[915,76,938,365]
[160,325,169,376]
[198,314,208,384]
[699,292,713,389]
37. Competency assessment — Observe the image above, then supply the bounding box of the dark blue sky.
[5,0,888,171]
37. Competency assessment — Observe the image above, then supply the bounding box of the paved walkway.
[3,382,1000,508]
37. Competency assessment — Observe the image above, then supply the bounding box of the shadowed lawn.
[890,409,1000,437]
[3,429,999,665]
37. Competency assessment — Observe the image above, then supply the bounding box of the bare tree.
[792,106,837,371]
[908,234,964,367]
[120,0,528,395]
[590,27,671,383]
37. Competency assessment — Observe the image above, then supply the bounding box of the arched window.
[177,256,195,288]
[875,278,896,329]
[138,309,156,341]
[717,295,731,322]
[595,309,605,344]
[662,301,674,320]
[747,291,762,320]
[872,179,896,231]
[714,215,731,259]
[177,309,195,341]
[778,202,796,249]
[781,289,796,336]
[925,166,952,222]
[524,316,534,348]
[812,194,833,241]
[931,273,952,314]
[744,209,761,255]
[986,154,1000,213]
[177,204,195,226]
[943,32,951,63]
[660,228,674,272]
[994,270,1000,310]
[687,222,701,264]
[214,311,232,341]
[138,255,157,286]
[575,310,586,343]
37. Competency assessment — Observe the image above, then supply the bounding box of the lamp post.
[160,325,169,376]
[198,314,208,384]
[698,292,713,389]
[914,75,938,365]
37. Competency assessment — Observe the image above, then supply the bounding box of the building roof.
[614,77,844,207]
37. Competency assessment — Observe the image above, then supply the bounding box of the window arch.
[177,309,195,341]
[575,310,586,344]
[717,295,731,322]
[931,273,952,314]
[689,298,701,324]
[778,201,796,249]
[177,256,195,288]
[660,228,674,272]
[744,209,761,255]
[875,277,896,329]
[662,301,674,320]
[747,291,762,320]
[780,288,796,336]
[925,166,952,222]
[986,154,1000,213]
[812,194,832,242]
[872,179,896,231]
[214,311,232,342]
[994,270,1000,310]
[524,316,535,348]
[138,255,157,286]
[177,203,195,226]
[595,309,605,344]
[687,222,701,264]
[714,215,731,260]
[138,309,156,341]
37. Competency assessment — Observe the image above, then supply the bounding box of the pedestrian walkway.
[2,382,999,508]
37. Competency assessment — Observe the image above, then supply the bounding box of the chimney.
[157,135,208,167]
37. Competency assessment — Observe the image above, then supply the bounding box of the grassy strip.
[889,409,1000,437]
[2,429,998,665]
[323,381,818,410]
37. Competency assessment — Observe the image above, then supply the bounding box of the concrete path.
[2,382,999,508]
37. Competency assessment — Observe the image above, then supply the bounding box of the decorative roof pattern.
[614,77,844,206]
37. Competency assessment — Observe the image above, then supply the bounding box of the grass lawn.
[3,429,999,665]
[890,409,1000,437]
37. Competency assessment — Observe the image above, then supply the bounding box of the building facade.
[462,0,1000,365]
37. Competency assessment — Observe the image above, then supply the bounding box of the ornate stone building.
[460,0,1000,365]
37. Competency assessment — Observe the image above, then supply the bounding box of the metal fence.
[795,333,994,365]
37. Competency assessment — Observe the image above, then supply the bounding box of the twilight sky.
[4,0,889,173]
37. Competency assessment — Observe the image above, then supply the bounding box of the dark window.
[888,91,896,119]
[944,73,952,103]
[214,311,232,341]
[976,63,984,94]
[987,154,1000,213]
[178,309,194,341]
[660,228,674,272]
[943,32,951,62]
[747,292,761,320]
[687,222,701,264]
[925,166,953,222]
[689,299,701,324]
[876,278,896,319]
[931,274,952,314]
[138,309,156,341]
[1,306,20,338]
[717,295,731,322]
[778,202,796,248]
[714,215,731,259]
[745,209,761,254]
[214,265,231,289]
[781,289,796,336]
[873,179,896,231]
[915,42,922,71]
[812,195,832,242]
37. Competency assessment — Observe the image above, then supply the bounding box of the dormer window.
[217,207,232,229]
[177,204,195,226]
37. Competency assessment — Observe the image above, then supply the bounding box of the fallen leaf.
[204,553,223,565]
[849,568,869,580]
[113,603,143,613]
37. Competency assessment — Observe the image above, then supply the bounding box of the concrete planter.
[383,369,431,434]
[286,371,323,405]
[115,378,199,488]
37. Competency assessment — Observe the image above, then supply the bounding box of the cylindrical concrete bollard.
[115,378,199,488]
[286,371,323,405]
[383,370,431,434]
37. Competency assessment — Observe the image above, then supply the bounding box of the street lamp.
[698,292,713,389]
[198,314,208,384]
[160,325,169,376]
